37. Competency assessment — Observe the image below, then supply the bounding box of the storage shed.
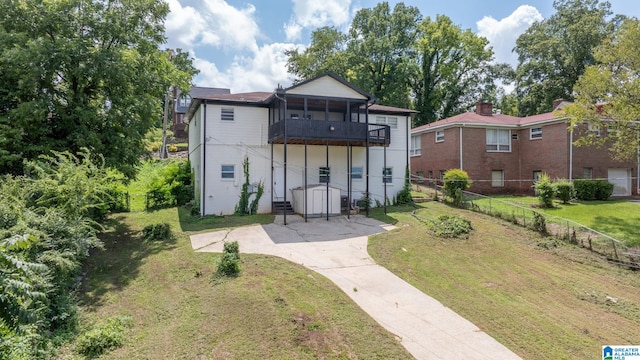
[291,184,341,217]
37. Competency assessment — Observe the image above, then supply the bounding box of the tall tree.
[285,26,349,82]
[0,0,198,178]
[514,0,621,116]
[411,15,502,125]
[565,18,640,161]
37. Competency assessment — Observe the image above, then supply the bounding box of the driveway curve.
[190,214,521,360]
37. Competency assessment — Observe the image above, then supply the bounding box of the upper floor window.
[410,135,421,156]
[319,167,330,183]
[221,107,234,121]
[351,166,363,180]
[588,123,600,137]
[486,129,511,152]
[530,127,542,140]
[435,130,444,142]
[178,95,191,107]
[382,167,393,184]
[221,165,235,179]
[375,116,398,129]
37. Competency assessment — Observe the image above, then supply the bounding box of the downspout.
[383,142,387,215]
[406,115,410,180]
[201,102,207,216]
[459,126,463,170]
[569,127,574,182]
[365,106,370,217]
[326,100,329,221]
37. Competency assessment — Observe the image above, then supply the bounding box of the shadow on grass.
[79,215,178,311]
[177,206,274,233]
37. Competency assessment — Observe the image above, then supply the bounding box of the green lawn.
[470,195,640,247]
[61,208,411,359]
[368,202,640,360]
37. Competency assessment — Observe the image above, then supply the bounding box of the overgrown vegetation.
[214,241,241,279]
[395,167,413,205]
[0,151,112,359]
[74,316,131,358]
[426,215,473,238]
[534,173,555,208]
[234,157,264,215]
[141,223,174,242]
[145,159,194,210]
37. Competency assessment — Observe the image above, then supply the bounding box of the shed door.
[608,168,631,196]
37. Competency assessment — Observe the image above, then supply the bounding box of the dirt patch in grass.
[368,202,640,360]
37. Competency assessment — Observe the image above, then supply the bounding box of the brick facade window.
[491,170,504,187]
[410,135,421,155]
[583,167,593,179]
[435,130,444,142]
[530,127,542,140]
[486,129,511,152]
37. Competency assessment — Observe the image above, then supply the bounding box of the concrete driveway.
[190,215,521,360]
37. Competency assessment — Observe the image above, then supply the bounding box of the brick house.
[410,101,638,196]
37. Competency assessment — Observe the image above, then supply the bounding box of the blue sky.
[164,0,640,93]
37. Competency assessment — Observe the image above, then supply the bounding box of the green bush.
[215,241,240,278]
[530,212,547,235]
[74,316,131,357]
[443,169,472,207]
[574,180,614,200]
[534,173,555,208]
[145,160,193,209]
[395,167,413,204]
[223,241,240,257]
[141,223,173,242]
[554,180,574,204]
[427,215,473,239]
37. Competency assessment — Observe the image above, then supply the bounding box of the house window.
[512,133,519,140]
[375,116,398,129]
[435,130,444,143]
[351,167,363,180]
[583,167,593,179]
[428,170,433,180]
[410,135,422,156]
[491,170,504,187]
[319,167,330,183]
[382,167,393,184]
[221,107,234,121]
[530,127,542,140]
[178,95,191,107]
[486,129,511,152]
[588,123,600,136]
[439,170,445,181]
[221,165,235,179]
[533,170,542,183]
[416,171,424,183]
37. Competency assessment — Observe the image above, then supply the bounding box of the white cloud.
[165,0,260,53]
[195,43,299,92]
[477,5,543,66]
[284,0,352,41]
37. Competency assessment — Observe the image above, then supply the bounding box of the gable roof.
[286,72,374,102]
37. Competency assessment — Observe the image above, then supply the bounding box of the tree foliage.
[285,2,504,122]
[514,0,621,116]
[564,18,640,161]
[0,0,198,177]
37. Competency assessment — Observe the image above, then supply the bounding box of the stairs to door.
[272,201,295,215]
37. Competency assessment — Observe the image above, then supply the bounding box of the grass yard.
[368,202,640,360]
[470,195,640,246]
[60,208,411,359]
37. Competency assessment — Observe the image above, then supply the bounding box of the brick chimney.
[476,101,493,116]
[552,99,565,110]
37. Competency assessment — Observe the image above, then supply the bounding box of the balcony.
[268,119,390,147]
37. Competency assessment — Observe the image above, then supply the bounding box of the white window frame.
[486,129,511,152]
[351,166,363,180]
[435,130,444,143]
[221,107,234,121]
[530,127,542,140]
[491,170,504,187]
[319,167,330,183]
[375,116,398,129]
[410,135,422,156]
[583,167,593,179]
[221,164,235,180]
[178,95,191,107]
[382,167,393,184]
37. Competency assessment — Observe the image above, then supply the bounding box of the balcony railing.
[268,119,390,146]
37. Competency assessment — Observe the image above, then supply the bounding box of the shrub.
[443,169,472,207]
[145,160,193,209]
[141,223,173,242]
[216,241,240,278]
[574,180,614,200]
[530,212,547,235]
[168,144,178,152]
[534,173,555,208]
[74,316,131,357]
[395,167,413,204]
[427,215,473,238]
[554,180,574,204]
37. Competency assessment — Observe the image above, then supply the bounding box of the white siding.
[188,107,203,208]
[287,76,368,100]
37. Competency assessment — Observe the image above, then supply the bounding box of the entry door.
[273,167,284,200]
[608,168,631,196]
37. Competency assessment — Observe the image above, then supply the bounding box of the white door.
[608,168,631,196]
[273,167,284,200]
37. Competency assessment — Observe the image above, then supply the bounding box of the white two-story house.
[185,73,416,221]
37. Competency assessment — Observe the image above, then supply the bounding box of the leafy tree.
[0,0,198,178]
[565,18,640,161]
[514,0,621,116]
[442,169,471,206]
[285,26,349,82]
[412,15,504,125]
